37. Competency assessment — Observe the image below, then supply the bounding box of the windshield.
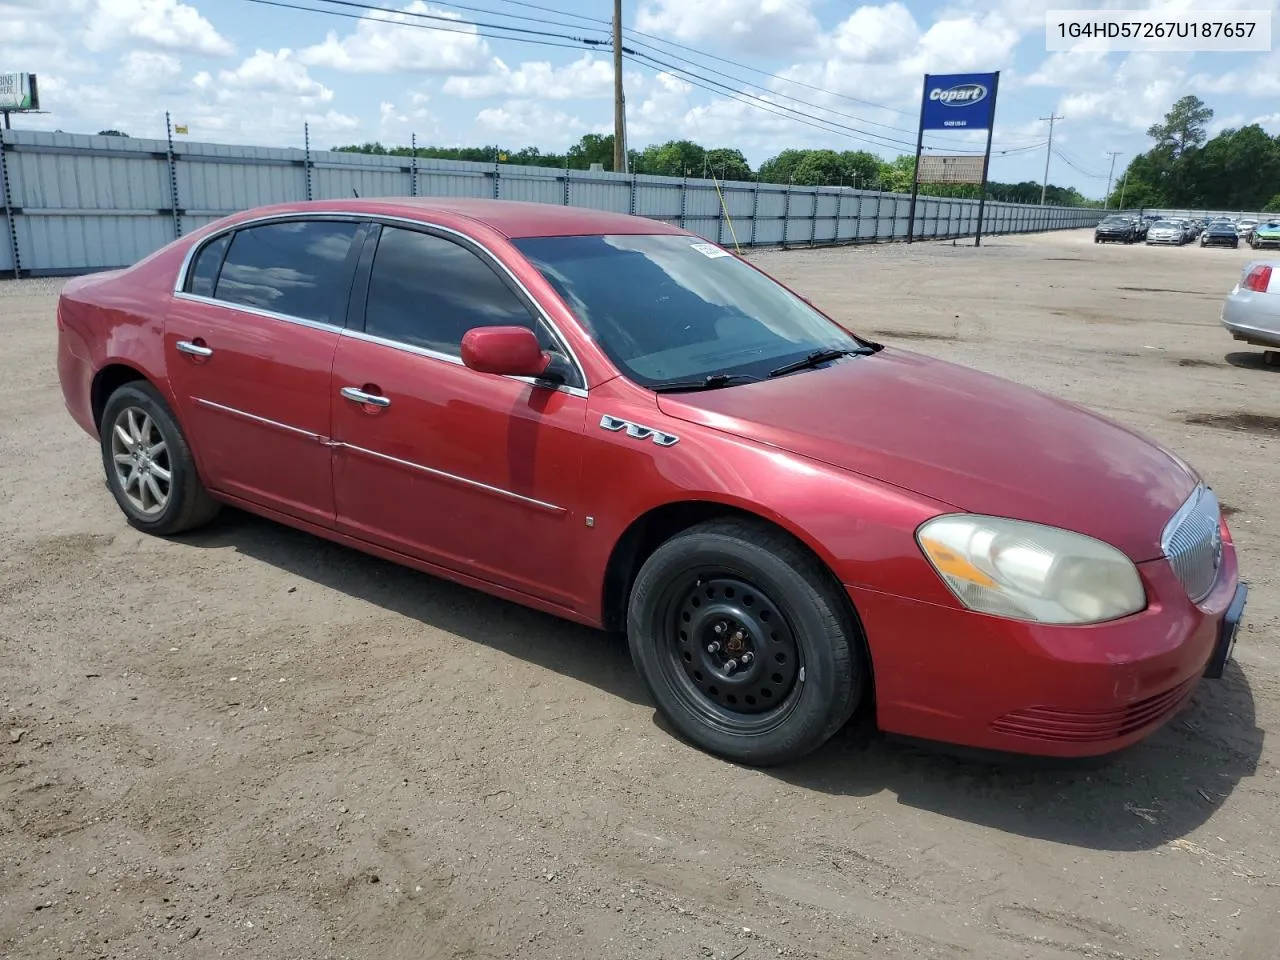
[1101,216,1129,224]
[511,234,865,386]
[1153,221,1179,229]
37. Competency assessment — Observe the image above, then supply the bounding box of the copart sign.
[919,72,998,131]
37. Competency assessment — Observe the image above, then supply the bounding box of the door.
[165,217,367,527]
[330,222,589,609]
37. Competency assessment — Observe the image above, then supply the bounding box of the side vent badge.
[600,414,679,447]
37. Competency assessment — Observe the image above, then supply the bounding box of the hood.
[656,349,1198,561]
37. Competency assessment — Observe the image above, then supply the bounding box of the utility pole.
[1118,167,1130,210]
[612,0,627,174]
[1103,151,1120,208]
[1039,113,1063,205]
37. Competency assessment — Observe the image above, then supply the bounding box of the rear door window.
[213,219,362,325]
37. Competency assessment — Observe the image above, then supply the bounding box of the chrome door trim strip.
[338,442,567,514]
[173,291,345,335]
[193,398,326,442]
[339,328,590,399]
[170,208,592,394]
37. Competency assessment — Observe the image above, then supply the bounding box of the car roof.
[214,197,689,240]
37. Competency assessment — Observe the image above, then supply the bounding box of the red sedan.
[56,198,1248,766]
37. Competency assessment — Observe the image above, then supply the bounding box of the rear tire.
[99,381,220,536]
[626,518,863,766]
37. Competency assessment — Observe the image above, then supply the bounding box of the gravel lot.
[2,228,1277,960]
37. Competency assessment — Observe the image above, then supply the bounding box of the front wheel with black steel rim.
[99,380,220,536]
[626,518,864,766]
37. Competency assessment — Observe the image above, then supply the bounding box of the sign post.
[906,70,999,246]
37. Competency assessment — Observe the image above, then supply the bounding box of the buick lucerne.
[56,198,1248,766]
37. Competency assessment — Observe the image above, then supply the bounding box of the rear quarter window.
[186,233,230,297]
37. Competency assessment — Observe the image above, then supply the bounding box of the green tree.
[1146,95,1214,158]
[566,133,615,170]
[1185,124,1280,210]
[703,147,752,181]
[1264,194,1280,213]
[634,139,706,177]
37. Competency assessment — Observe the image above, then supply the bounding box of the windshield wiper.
[649,373,759,393]
[767,347,866,378]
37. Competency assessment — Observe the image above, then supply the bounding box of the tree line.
[333,135,1091,206]
[1109,96,1280,212]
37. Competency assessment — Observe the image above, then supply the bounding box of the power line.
[1052,148,1109,179]
[239,0,1053,164]
[237,0,611,52]
[307,0,609,42]
[313,0,603,33]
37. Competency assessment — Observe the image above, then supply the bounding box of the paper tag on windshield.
[690,242,731,259]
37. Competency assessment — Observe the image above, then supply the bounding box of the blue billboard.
[919,72,998,131]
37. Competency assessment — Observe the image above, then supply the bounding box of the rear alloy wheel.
[100,381,220,536]
[627,518,862,766]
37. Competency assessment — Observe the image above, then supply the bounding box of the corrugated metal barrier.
[1,128,1110,278]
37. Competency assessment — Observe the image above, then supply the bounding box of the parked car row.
[1095,213,1280,250]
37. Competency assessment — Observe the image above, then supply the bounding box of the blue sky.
[6,0,1279,197]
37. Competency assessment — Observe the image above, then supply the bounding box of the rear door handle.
[341,386,391,408]
[176,340,213,358]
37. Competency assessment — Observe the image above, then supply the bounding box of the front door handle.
[340,386,391,408]
[176,340,213,358]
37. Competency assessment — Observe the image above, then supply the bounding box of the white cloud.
[474,100,592,148]
[118,50,184,88]
[442,54,617,100]
[297,1,491,74]
[84,0,233,57]
[197,50,333,104]
[635,0,822,55]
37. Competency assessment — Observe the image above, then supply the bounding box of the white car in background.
[1146,220,1185,245]
[1222,260,1280,359]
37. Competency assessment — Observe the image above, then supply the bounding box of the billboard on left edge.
[0,74,39,111]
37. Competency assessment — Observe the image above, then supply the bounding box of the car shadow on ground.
[182,508,1265,855]
[1225,351,1280,373]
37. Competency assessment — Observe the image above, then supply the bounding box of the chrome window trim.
[171,208,591,395]
[174,292,344,334]
[341,442,566,514]
[194,398,328,441]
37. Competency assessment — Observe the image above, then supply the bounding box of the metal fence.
[0,128,1107,278]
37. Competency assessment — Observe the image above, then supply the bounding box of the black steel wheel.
[99,380,220,536]
[627,518,864,766]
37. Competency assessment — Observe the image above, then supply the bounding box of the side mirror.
[461,326,551,378]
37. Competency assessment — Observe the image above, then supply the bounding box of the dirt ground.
[2,228,1278,960]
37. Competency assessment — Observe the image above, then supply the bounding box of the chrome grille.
[1160,485,1223,603]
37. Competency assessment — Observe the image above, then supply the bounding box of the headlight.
[916,515,1146,625]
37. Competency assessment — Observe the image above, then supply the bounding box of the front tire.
[99,380,220,536]
[626,518,863,766]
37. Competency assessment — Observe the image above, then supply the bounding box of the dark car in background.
[1200,221,1240,248]
[1095,215,1137,243]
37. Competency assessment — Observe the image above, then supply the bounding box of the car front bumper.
[1202,236,1239,246]
[1147,234,1183,244]
[851,545,1243,758]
